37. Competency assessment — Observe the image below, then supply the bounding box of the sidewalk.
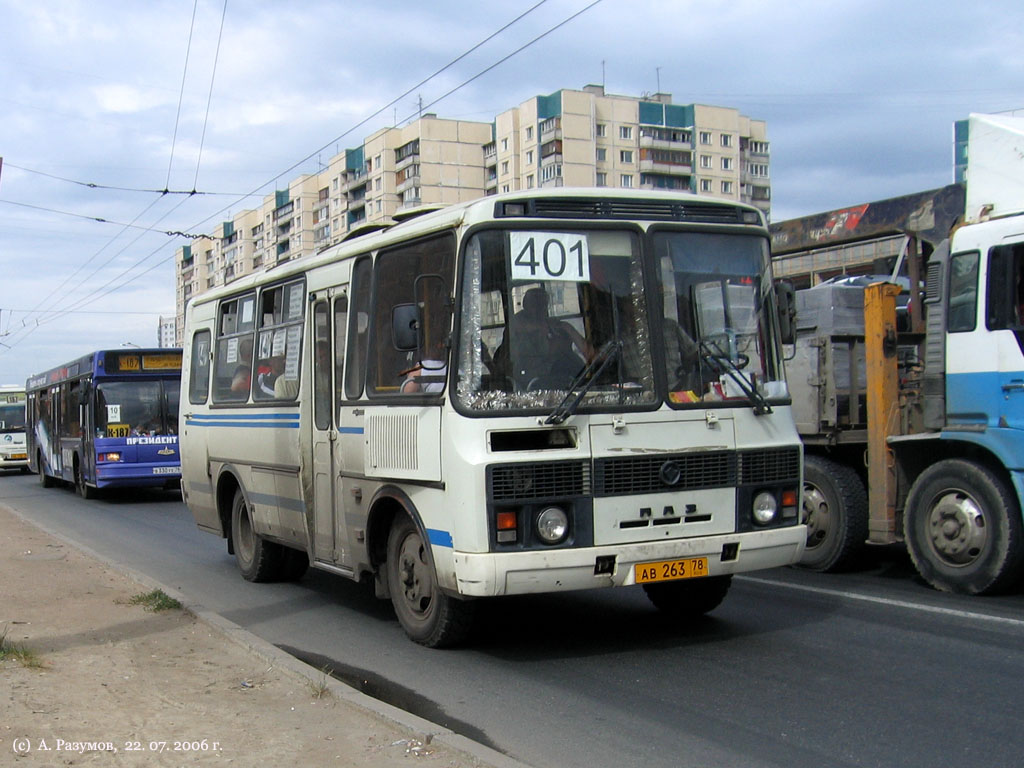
[0,502,512,767]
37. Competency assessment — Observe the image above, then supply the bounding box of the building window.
[501,138,508,151]
[596,148,607,162]
[526,150,534,164]
[502,184,510,193]
[721,181,733,194]
[721,133,733,148]
[721,157,733,171]
[375,177,382,191]
[525,126,533,140]
[501,160,509,175]
[619,126,633,140]
[620,174,633,188]
[596,172,607,186]
[699,131,712,145]
[749,140,770,154]
[700,179,712,192]
[526,174,534,188]
[620,150,633,164]
[700,155,712,169]
[596,123,607,138]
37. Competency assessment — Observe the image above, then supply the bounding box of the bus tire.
[37,454,53,488]
[75,461,97,500]
[230,489,284,582]
[281,548,309,582]
[904,459,1024,595]
[798,454,868,572]
[642,574,732,617]
[386,515,474,648]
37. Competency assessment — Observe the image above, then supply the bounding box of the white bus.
[180,188,805,646]
[0,385,29,472]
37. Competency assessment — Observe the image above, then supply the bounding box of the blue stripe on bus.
[427,528,453,548]
[188,413,300,421]
[186,413,300,429]
[338,426,364,434]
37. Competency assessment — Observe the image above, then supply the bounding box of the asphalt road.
[3,470,1023,768]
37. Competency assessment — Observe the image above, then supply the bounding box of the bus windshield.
[456,227,658,412]
[0,400,26,433]
[94,381,178,438]
[653,230,786,406]
[455,227,786,412]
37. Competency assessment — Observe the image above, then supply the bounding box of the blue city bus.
[26,348,182,497]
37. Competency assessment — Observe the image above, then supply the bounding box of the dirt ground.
[0,503,499,767]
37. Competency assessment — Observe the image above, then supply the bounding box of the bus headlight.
[752,491,779,525]
[536,506,569,544]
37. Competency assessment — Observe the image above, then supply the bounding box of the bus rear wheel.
[642,574,732,617]
[230,489,284,582]
[75,461,97,500]
[37,454,53,488]
[386,515,474,648]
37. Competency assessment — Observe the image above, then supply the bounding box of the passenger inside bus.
[494,286,593,390]
[400,336,448,393]
[230,339,254,393]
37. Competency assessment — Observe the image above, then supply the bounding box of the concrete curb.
[4,502,533,768]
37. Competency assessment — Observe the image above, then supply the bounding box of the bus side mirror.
[776,281,796,345]
[392,303,420,351]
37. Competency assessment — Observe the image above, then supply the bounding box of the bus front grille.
[738,447,801,484]
[594,451,736,497]
[488,460,590,502]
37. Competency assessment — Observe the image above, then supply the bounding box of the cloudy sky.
[1,0,1021,385]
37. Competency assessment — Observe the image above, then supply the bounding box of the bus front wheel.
[230,489,284,582]
[385,515,474,648]
[642,574,732,617]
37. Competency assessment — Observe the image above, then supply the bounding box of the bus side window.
[345,257,372,400]
[368,234,455,396]
[334,295,348,416]
[213,292,256,403]
[189,330,211,404]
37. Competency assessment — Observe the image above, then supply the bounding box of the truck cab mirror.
[391,303,420,351]
[776,281,796,345]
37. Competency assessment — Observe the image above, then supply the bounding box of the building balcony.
[396,174,420,194]
[639,159,692,175]
[395,153,419,173]
[640,135,692,151]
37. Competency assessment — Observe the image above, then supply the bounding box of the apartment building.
[488,86,770,213]
[173,88,770,343]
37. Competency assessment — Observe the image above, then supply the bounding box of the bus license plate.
[635,556,709,584]
[152,466,180,475]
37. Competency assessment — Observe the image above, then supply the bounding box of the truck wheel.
[386,515,474,647]
[799,455,868,572]
[904,459,1024,594]
[230,489,284,582]
[642,575,732,617]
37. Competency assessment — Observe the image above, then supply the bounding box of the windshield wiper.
[699,339,772,415]
[545,340,622,425]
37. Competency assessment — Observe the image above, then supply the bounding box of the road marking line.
[739,575,1024,628]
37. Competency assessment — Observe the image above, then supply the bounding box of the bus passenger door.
[310,295,350,567]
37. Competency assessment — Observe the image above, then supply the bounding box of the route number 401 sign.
[509,232,590,283]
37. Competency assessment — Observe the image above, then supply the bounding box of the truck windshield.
[0,401,26,433]
[456,228,659,413]
[652,230,787,406]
